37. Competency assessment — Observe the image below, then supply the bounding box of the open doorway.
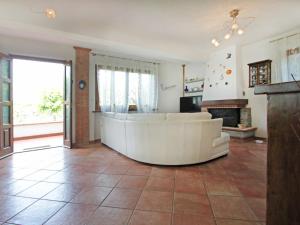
[12,58,64,152]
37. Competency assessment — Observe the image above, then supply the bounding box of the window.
[96,66,158,113]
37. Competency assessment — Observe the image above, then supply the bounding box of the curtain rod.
[91,52,160,65]
[269,32,300,43]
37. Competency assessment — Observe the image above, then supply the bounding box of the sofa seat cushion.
[166,112,212,121]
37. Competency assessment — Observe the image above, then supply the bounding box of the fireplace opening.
[208,108,241,127]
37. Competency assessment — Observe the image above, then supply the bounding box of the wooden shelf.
[184,79,204,84]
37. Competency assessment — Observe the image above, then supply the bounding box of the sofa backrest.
[166,112,212,121]
[126,113,166,121]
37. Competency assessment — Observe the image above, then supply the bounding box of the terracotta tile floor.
[0,138,267,225]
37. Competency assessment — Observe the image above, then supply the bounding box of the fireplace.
[208,108,240,127]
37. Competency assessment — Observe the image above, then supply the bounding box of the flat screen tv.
[180,96,202,113]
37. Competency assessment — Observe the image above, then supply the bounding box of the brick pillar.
[74,46,91,146]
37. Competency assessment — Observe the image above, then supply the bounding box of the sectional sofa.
[100,112,230,165]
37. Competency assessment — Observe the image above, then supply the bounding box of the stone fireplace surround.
[201,99,257,138]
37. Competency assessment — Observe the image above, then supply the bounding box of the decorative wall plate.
[226,69,232,75]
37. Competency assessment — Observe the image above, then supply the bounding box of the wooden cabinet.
[255,81,300,225]
[248,60,272,87]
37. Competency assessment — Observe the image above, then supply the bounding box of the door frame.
[9,54,73,149]
[0,53,13,157]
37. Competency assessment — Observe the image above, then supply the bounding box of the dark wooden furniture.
[248,60,272,87]
[255,81,300,225]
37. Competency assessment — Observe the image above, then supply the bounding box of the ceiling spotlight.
[45,8,56,19]
[211,38,217,44]
[237,29,244,35]
[214,41,220,47]
[224,33,231,40]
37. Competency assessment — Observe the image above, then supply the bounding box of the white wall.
[158,62,206,112]
[203,45,244,101]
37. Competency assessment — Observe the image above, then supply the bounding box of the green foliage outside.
[39,91,64,120]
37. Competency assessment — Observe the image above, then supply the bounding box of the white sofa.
[100,112,230,165]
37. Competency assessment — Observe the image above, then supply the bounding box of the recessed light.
[45,8,56,19]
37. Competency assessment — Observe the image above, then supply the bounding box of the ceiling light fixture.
[211,9,254,47]
[45,8,56,19]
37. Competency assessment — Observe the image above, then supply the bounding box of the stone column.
[74,46,91,146]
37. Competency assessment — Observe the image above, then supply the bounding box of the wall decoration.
[78,80,86,90]
[160,84,176,91]
[248,60,272,87]
[226,53,232,59]
[220,74,224,80]
[226,69,232,75]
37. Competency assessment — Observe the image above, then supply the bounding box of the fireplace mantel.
[201,99,248,108]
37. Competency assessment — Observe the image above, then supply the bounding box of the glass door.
[63,62,72,148]
[0,53,13,157]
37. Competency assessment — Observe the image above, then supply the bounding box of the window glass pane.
[65,65,71,100]
[128,72,139,105]
[114,71,126,107]
[1,59,10,79]
[3,105,10,124]
[140,73,151,103]
[2,82,10,101]
[99,69,112,111]
[64,105,70,140]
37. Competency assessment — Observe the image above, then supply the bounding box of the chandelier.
[211,9,254,47]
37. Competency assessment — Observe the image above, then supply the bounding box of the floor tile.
[0,180,37,195]
[205,178,241,196]
[23,170,58,181]
[116,175,148,189]
[175,169,201,179]
[103,165,130,175]
[86,206,132,225]
[246,197,266,221]
[42,183,84,202]
[129,210,171,225]
[150,167,175,178]
[145,177,174,192]
[95,174,122,187]
[102,188,141,209]
[136,190,173,212]
[71,186,112,205]
[44,203,97,225]
[209,195,257,220]
[127,165,152,176]
[0,195,36,222]
[8,199,65,225]
[44,171,72,183]
[216,219,262,225]
[173,213,216,225]
[174,192,212,216]
[175,177,206,194]
[16,182,60,199]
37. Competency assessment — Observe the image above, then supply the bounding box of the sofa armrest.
[212,132,230,147]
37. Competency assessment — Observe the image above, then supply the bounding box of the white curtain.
[96,56,158,113]
[271,33,300,83]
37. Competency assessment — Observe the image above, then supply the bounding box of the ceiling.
[0,0,300,62]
